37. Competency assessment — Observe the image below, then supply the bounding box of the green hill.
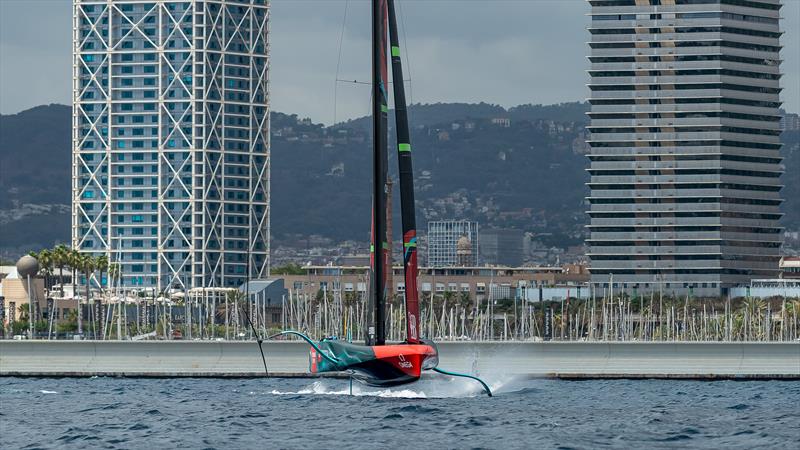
[1,103,798,259]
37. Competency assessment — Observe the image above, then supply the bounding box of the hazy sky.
[1,0,798,123]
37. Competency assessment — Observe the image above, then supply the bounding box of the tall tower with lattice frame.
[72,0,270,290]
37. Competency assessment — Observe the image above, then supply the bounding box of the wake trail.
[268,373,532,399]
[270,381,427,398]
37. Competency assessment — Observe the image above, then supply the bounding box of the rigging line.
[267,330,341,365]
[337,78,411,86]
[333,0,349,126]
[337,79,370,86]
[242,217,268,375]
[238,285,269,376]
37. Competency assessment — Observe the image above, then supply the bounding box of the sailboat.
[271,0,490,396]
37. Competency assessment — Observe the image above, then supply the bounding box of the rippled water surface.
[2,377,798,449]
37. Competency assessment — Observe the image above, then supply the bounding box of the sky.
[0,0,798,123]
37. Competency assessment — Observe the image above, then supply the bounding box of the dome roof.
[456,235,472,253]
[16,255,39,278]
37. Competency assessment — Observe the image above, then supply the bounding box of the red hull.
[310,341,439,387]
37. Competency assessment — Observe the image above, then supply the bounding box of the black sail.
[387,0,420,344]
[369,0,390,346]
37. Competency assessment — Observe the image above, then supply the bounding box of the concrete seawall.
[1,341,798,379]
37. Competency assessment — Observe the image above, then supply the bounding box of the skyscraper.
[586,0,783,297]
[72,0,270,290]
[480,228,524,267]
[427,220,479,267]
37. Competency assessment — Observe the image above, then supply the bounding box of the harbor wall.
[1,341,798,379]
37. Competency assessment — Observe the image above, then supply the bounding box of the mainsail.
[387,0,420,344]
[369,0,390,346]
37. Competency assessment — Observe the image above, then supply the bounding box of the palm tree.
[13,304,30,337]
[69,248,81,298]
[68,248,83,335]
[53,244,69,298]
[79,254,96,304]
[42,249,53,292]
[17,303,30,322]
[29,249,53,293]
[108,262,121,288]
[33,248,58,338]
[95,254,109,292]
[78,254,99,338]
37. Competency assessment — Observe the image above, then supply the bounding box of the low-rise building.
[780,112,799,131]
[239,279,289,328]
[730,279,800,299]
[1,267,45,324]
[480,228,524,267]
[427,220,479,267]
[779,257,800,279]
[1,266,81,335]
[280,264,590,302]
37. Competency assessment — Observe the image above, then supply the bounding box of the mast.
[370,0,389,346]
[386,176,393,300]
[387,0,420,344]
[367,211,375,344]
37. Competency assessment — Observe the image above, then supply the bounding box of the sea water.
[1,377,798,449]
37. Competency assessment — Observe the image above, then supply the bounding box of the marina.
[5,272,800,343]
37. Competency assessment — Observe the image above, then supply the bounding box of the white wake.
[268,372,527,399]
[270,380,428,398]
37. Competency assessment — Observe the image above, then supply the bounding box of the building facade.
[427,220,479,267]
[587,0,784,296]
[780,111,799,131]
[72,0,270,290]
[480,228,525,266]
[281,264,590,303]
[779,256,800,279]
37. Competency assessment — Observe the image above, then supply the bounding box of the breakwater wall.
[1,341,798,379]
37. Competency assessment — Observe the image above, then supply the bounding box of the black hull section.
[349,361,419,387]
[310,340,438,387]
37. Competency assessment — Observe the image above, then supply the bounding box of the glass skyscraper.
[72,0,270,290]
[427,220,480,267]
[587,0,784,297]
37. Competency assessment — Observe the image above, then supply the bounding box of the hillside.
[1,103,798,259]
[0,104,72,258]
[270,102,590,247]
[0,104,72,208]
